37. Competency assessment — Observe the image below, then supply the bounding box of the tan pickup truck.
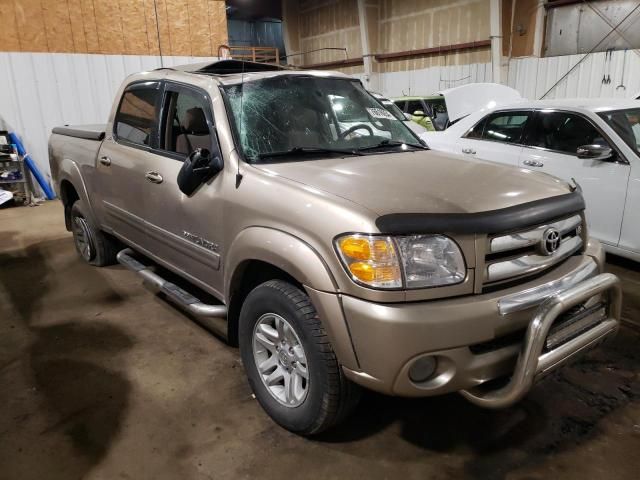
[49,60,622,435]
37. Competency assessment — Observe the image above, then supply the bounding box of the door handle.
[99,156,112,166]
[523,159,544,168]
[462,148,476,154]
[145,171,163,184]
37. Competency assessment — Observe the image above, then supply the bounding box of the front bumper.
[310,241,622,405]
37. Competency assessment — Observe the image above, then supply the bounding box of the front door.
[142,82,225,295]
[519,110,631,246]
[96,81,162,250]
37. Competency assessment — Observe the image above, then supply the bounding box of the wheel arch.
[57,159,97,230]
[59,179,80,230]
[224,227,339,347]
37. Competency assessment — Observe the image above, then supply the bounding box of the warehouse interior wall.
[0,0,228,57]
[282,0,494,90]
[0,53,220,189]
[0,1,229,192]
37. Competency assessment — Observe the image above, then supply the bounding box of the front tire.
[70,200,118,266]
[239,280,360,435]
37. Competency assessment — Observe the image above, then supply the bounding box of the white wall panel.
[0,52,217,193]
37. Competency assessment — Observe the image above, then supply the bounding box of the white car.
[425,99,640,261]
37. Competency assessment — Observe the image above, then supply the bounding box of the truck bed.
[51,124,106,141]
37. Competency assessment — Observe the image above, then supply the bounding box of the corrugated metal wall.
[227,19,286,53]
[377,61,492,97]
[507,49,640,100]
[0,52,217,189]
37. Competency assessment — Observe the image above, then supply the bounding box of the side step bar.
[117,248,228,335]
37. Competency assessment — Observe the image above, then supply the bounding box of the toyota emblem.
[541,228,561,255]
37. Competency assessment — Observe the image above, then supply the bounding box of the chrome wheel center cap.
[278,348,293,368]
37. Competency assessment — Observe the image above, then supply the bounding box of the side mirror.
[412,110,425,117]
[576,144,614,161]
[177,148,223,196]
[403,112,412,121]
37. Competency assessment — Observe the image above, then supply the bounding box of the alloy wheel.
[252,313,309,407]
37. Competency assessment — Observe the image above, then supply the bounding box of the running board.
[116,248,228,337]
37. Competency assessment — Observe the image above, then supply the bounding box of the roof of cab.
[154,59,351,86]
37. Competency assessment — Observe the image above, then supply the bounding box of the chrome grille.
[484,214,583,284]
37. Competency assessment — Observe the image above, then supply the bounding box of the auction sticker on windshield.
[367,107,397,120]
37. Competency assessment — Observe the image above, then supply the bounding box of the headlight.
[395,235,466,288]
[335,234,465,289]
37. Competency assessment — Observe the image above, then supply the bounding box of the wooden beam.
[301,57,364,69]
[374,39,491,61]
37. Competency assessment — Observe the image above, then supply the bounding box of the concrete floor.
[1,201,639,480]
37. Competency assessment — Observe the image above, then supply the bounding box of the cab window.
[526,111,609,155]
[114,83,160,146]
[160,87,213,157]
[406,100,425,116]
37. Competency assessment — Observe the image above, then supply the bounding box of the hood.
[253,150,571,216]
[437,83,523,122]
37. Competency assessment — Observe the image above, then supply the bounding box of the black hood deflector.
[375,191,585,235]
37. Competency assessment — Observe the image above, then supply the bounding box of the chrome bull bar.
[461,273,622,409]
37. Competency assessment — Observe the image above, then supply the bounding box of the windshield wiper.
[256,146,364,160]
[356,139,429,151]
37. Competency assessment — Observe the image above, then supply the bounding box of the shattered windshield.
[223,75,422,162]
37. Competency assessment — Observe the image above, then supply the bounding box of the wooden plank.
[208,0,228,55]
[165,0,191,55]
[13,0,48,52]
[143,0,161,55]
[188,0,212,56]
[42,1,75,52]
[0,0,21,51]
[93,0,125,54]
[120,0,150,54]
[79,0,101,53]
[67,0,88,53]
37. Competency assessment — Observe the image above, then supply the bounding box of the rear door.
[457,110,531,166]
[142,81,225,294]
[520,110,631,246]
[96,81,162,249]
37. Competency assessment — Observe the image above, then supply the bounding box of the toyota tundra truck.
[49,60,622,435]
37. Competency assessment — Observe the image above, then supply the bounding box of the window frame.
[522,108,629,164]
[152,80,219,162]
[462,109,534,146]
[112,81,162,152]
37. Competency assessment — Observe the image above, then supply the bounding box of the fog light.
[408,356,438,383]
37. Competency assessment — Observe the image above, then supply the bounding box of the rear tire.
[70,200,119,266]
[239,279,360,435]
